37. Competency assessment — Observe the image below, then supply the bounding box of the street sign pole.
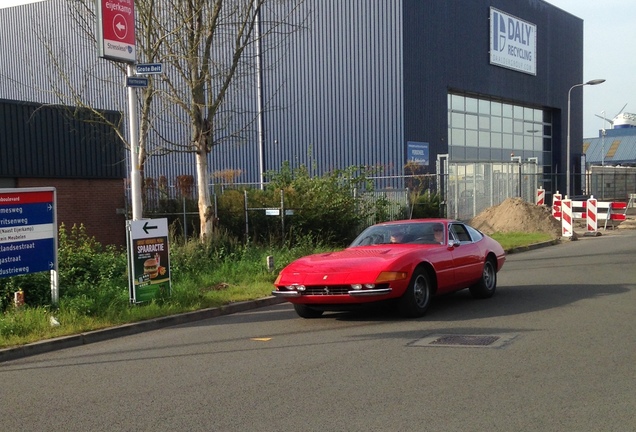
[127,64,143,221]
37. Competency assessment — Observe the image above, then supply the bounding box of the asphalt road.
[1,230,635,431]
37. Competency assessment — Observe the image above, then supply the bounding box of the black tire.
[397,268,432,318]
[469,258,497,299]
[293,303,324,318]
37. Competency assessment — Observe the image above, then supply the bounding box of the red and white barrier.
[561,198,573,238]
[536,187,545,206]
[586,197,597,235]
[552,191,562,220]
[604,202,627,229]
[538,188,628,235]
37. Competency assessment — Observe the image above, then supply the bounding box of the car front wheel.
[397,269,432,318]
[469,259,497,299]
[293,303,324,318]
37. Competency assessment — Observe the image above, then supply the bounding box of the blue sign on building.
[407,141,429,166]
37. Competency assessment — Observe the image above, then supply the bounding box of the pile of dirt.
[469,197,561,238]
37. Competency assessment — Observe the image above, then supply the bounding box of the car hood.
[277,246,433,285]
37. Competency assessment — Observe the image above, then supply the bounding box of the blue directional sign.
[136,63,163,74]
[0,188,57,279]
[126,76,149,88]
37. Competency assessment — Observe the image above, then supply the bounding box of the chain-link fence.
[129,163,544,234]
[585,166,636,201]
[443,161,541,221]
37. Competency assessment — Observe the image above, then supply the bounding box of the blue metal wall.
[402,0,583,177]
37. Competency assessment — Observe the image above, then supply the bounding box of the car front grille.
[301,283,390,296]
[303,285,350,295]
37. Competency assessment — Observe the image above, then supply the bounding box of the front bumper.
[271,287,392,298]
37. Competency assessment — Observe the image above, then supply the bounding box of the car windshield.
[349,222,446,246]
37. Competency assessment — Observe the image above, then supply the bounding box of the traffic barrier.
[552,192,562,220]
[586,197,598,235]
[536,187,545,206]
[561,198,573,238]
[547,194,627,233]
[604,202,627,230]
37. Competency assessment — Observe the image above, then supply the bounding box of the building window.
[447,93,551,170]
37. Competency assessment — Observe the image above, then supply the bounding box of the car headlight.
[351,283,376,290]
[375,271,408,283]
[285,284,305,291]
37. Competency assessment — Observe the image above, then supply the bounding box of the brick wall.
[16,178,127,247]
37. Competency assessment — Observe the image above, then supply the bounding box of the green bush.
[410,191,442,219]
[0,223,128,314]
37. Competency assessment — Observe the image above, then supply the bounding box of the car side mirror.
[448,240,460,248]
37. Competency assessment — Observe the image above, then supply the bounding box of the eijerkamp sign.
[97,0,136,63]
[489,7,536,76]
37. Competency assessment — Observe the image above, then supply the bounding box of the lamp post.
[566,78,605,197]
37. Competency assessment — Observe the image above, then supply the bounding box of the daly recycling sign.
[126,218,171,303]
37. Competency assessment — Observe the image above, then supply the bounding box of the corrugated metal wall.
[1,0,405,188]
[1,0,581,192]
[261,1,404,186]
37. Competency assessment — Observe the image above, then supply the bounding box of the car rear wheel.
[293,303,324,318]
[397,269,432,318]
[469,258,497,299]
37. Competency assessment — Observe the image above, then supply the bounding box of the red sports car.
[272,219,506,318]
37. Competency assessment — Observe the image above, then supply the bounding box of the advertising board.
[126,218,171,303]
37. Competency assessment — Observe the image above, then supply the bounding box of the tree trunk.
[196,150,214,241]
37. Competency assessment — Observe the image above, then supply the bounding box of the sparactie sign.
[97,0,136,63]
[489,7,536,76]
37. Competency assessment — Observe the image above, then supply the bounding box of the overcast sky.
[2,0,633,138]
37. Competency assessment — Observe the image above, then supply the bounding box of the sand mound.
[469,197,561,238]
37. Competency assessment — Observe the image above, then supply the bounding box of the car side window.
[465,225,483,241]
[450,224,472,243]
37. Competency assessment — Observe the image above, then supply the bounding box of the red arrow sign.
[101,0,135,44]
[98,0,136,62]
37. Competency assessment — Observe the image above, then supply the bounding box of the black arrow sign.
[143,221,158,234]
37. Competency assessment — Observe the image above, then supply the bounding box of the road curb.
[0,296,285,363]
[506,238,561,254]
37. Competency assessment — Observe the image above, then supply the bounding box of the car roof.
[374,218,459,227]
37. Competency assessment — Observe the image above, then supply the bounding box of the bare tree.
[39,0,306,240]
[151,0,307,239]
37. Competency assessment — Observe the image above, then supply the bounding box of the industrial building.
[1,0,589,236]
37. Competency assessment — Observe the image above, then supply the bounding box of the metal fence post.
[280,189,285,242]
[244,190,249,240]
